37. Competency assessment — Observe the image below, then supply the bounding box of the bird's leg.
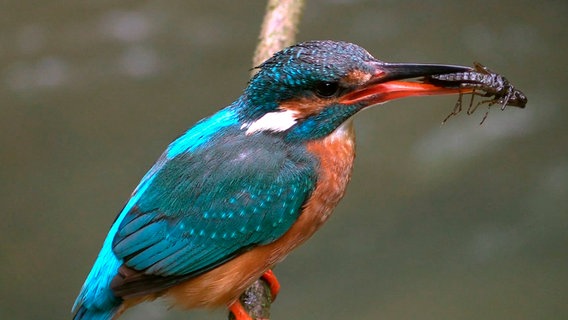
[228,301,254,320]
[261,269,280,300]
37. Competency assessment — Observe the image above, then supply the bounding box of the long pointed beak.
[340,62,474,106]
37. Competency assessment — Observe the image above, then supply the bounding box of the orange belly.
[165,241,287,308]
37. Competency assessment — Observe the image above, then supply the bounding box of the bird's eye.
[314,82,340,98]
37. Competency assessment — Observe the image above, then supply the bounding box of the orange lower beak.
[340,80,474,105]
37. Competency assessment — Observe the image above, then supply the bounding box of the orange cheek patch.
[278,69,373,118]
[279,97,336,118]
[341,69,372,86]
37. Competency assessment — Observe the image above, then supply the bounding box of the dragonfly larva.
[428,62,527,124]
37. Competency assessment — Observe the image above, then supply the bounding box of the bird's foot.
[261,269,280,301]
[228,270,280,320]
[229,301,253,320]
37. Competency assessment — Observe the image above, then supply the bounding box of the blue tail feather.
[73,304,119,320]
[73,173,159,319]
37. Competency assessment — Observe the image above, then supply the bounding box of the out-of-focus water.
[1,1,566,319]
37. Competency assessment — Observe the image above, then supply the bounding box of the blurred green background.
[2,1,567,319]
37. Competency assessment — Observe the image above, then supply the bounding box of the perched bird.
[73,40,471,320]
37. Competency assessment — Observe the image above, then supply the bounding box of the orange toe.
[261,269,280,300]
[229,301,253,320]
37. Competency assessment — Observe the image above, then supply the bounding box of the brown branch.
[228,1,305,319]
[228,280,273,320]
[252,0,305,72]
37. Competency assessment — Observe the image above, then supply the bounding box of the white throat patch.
[242,109,299,135]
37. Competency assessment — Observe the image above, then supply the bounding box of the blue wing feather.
[112,129,318,285]
[73,106,246,318]
[74,104,318,316]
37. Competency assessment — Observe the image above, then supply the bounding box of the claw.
[229,301,253,320]
[228,270,280,320]
[261,269,280,301]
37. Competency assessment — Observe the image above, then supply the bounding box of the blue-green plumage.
[246,41,375,116]
[114,125,318,281]
[73,40,472,320]
[73,102,319,317]
[73,105,244,319]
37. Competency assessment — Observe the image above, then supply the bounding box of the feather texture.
[110,128,318,297]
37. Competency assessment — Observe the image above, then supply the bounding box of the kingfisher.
[73,40,472,320]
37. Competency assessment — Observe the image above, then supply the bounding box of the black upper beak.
[375,62,473,82]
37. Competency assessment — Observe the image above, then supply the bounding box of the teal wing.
[110,132,318,296]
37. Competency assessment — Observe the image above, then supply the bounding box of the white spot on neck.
[328,118,354,142]
[243,109,299,135]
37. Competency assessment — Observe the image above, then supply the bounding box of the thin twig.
[252,0,305,72]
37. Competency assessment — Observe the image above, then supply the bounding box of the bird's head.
[240,40,471,141]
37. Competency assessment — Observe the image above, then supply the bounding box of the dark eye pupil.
[315,82,339,97]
